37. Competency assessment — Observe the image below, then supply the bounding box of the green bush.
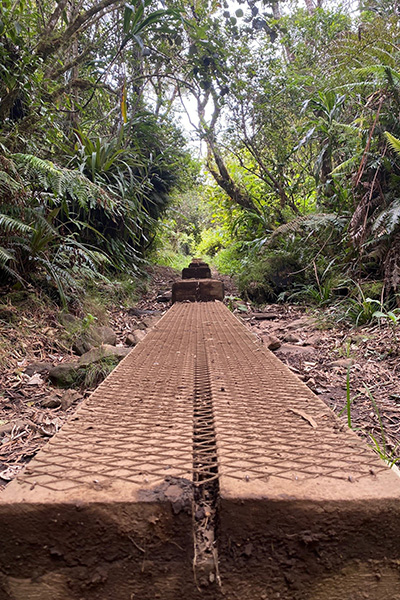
[238,251,304,303]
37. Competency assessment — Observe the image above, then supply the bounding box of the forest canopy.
[1,0,400,312]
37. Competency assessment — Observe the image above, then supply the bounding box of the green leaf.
[384,131,400,156]
[123,5,133,33]
[372,310,387,319]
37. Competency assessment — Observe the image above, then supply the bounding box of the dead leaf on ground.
[288,408,318,429]
[0,465,23,481]
[26,373,45,386]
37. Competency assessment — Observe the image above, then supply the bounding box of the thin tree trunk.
[305,0,316,13]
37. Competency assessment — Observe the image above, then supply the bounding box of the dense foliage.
[0,0,196,303]
[155,0,400,316]
[2,0,400,314]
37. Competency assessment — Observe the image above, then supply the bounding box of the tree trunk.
[305,0,316,13]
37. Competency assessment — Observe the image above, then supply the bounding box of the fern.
[11,154,111,209]
[384,132,400,155]
[373,199,400,235]
[354,65,400,86]
[266,213,347,246]
[0,213,33,234]
[0,246,13,264]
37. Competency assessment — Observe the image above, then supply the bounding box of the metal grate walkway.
[1,301,400,600]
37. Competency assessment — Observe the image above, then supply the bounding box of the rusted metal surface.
[2,301,400,599]
[200,302,388,490]
[172,279,224,303]
[182,266,212,279]
[8,305,198,499]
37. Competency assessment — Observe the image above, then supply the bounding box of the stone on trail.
[78,344,130,366]
[262,333,281,351]
[48,346,130,387]
[72,325,117,356]
[156,290,172,302]
[251,312,279,320]
[48,363,81,388]
[331,358,355,368]
[125,330,147,346]
[23,362,53,377]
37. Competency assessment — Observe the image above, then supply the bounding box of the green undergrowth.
[341,370,400,468]
[78,356,120,390]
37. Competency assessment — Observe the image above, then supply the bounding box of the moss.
[358,280,384,300]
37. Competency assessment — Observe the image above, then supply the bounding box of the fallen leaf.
[26,373,44,386]
[288,408,318,429]
[0,465,23,481]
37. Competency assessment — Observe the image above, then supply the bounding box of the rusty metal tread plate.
[3,300,400,504]
[2,302,400,600]
[1,304,201,503]
[197,302,400,502]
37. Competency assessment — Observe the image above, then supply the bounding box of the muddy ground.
[1,266,399,489]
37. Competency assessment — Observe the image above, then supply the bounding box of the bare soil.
[1,266,399,490]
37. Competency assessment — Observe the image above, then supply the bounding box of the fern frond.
[354,65,400,85]
[384,132,400,155]
[0,213,33,234]
[373,199,400,235]
[266,213,347,246]
[0,246,13,264]
[11,153,112,209]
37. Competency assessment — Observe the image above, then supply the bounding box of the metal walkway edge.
[1,302,400,600]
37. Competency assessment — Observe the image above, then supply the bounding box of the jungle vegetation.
[1,0,400,316]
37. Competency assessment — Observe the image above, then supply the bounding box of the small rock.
[132,329,147,343]
[60,390,83,410]
[307,334,322,347]
[91,325,117,346]
[128,308,157,316]
[263,335,281,351]
[156,291,172,302]
[251,312,279,320]
[278,344,316,356]
[49,363,80,388]
[78,344,130,366]
[331,358,354,368]
[73,325,117,356]
[125,333,137,347]
[283,333,300,343]
[59,312,79,328]
[287,317,311,331]
[72,337,92,356]
[142,315,161,329]
[41,395,62,409]
[125,330,147,346]
[24,362,53,377]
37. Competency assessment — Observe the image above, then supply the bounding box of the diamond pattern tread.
[2,304,199,502]
[2,301,400,600]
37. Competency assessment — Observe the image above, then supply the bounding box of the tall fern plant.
[0,153,112,306]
